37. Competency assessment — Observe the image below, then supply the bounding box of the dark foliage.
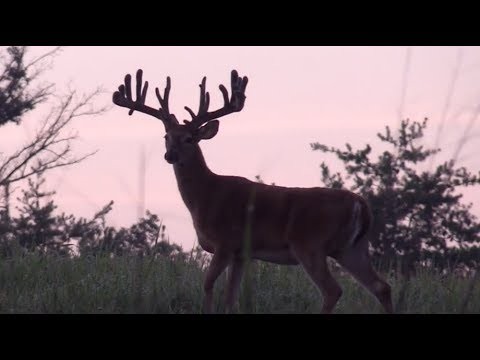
[312,119,480,275]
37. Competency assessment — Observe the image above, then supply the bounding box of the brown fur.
[113,69,393,314]
[173,144,393,313]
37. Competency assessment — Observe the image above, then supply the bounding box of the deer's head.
[112,69,248,165]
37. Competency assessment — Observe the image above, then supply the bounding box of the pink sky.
[3,46,480,250]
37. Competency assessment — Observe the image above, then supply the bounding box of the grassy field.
[0,253,478,314]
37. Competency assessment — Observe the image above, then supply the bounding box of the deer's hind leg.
[292,245,343,314]
[334,247,393,314]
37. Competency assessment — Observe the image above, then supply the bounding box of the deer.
[112,69,394,314]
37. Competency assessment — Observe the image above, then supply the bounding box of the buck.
[112,69,394,314]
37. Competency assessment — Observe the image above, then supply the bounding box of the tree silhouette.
[312,119,480,276]
[0,46,103,232]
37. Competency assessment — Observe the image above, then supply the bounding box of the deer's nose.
[164,150,179,164]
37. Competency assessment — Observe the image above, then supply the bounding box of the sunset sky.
[3,46,480,250]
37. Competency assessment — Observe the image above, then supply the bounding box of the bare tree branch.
[7,151,98,184]
[24,47,62,72]
[0,88,104,187]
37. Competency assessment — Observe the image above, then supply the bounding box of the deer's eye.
[185,136,194,144]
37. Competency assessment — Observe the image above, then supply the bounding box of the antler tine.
[155,76,171,119]
[112,69,179,130]
[184,77,210,126]
[155,76,180,125]
[183,70,248,129]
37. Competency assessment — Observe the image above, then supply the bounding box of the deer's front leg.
[203,249,231,314]
[225,257,245,313]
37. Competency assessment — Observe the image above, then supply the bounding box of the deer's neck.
[172,144,215,211]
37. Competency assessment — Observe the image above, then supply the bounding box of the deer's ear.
[196,120,219,140]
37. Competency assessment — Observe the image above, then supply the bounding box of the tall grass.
[0,252,478,314]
